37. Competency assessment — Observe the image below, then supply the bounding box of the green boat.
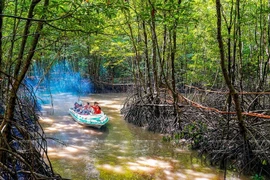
[69,108,109,128]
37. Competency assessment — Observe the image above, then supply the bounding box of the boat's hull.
[69,108,109,128]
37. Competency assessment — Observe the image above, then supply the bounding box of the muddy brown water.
[39,93,250,180]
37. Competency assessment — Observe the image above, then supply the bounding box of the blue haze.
[24,60,93,107]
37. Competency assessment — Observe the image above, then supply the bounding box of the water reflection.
[40,93,248,180]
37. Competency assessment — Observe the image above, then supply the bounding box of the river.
[39,93,249,180]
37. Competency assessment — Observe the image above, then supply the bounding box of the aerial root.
[122,88,270,177]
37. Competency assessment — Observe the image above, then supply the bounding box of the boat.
[69,108,109,128]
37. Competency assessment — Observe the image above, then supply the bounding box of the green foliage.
[162,133,183,143]
[181,120,206,148]
[162,135,171,142]
[2,0,270,91]
[252,174,265,180]
[3,0,268,86]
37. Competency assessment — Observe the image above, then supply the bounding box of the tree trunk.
[216,0,247,141]
[0,0,49,163]
[0,0,4,95]
[149,0,159,97]
[142,20,153,97]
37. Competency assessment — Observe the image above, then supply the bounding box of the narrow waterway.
[39,93,249,180]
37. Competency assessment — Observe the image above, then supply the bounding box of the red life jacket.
[91,105,101,114]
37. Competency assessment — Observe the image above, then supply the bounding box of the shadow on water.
[39,93,250,180]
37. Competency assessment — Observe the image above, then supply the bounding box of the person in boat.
[76,104,84,113]
[82,102,92,115]
[86,102,95,114]
[91,102,101,114]
[84,102,90,109]
[74,102,80,110]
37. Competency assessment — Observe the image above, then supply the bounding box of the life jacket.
[91,105,101,114]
